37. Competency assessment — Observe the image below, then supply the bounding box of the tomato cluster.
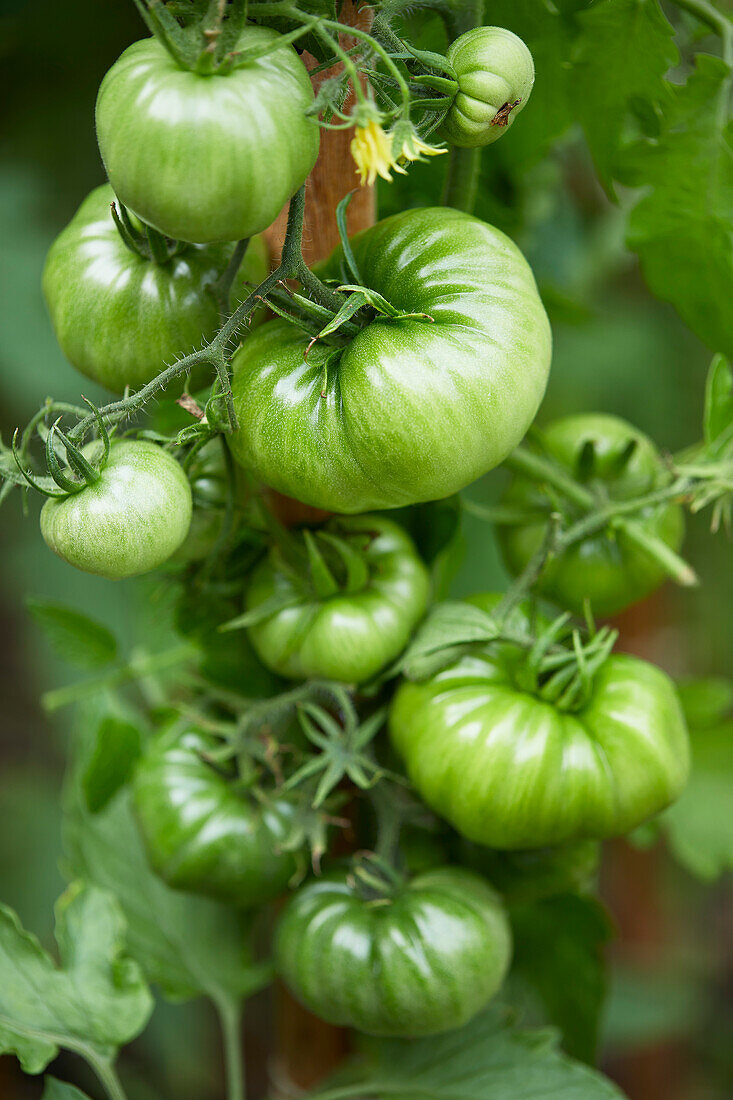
[34,14,692,1043]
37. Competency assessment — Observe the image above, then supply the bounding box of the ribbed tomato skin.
[133,726,299,907]
[43,185,269,393]
[229,206,552,513]
[498,414,685,616]
[443,27,535,148]
[389,605,690,848]
[95,30,319,244]
[275,866,512,1036]
[245,515,431,683]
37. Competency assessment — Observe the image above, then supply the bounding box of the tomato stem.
[439,0,485,214]
[216,997,247,1100]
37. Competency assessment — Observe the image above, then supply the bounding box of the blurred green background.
[0,1,731,1098]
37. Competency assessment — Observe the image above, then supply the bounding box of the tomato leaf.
[509,893,613,1063]
[479,0,584,168]
[571,0,677,192]
[0,883,152,1075]
[82,714,142,814]
[620,55,733,359]
[398,600,501,680]
[662,717,733,880]
[703,354,733,453]
[41,1080,91,1100]
[26,599,118,670]
[308,1003,625,1099]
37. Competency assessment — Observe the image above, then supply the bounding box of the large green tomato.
[275,866,511,1036]
[229,207,551,512]
[96,28,319,244]
[443,27,534,148]
[40,440,192,579]
[133,725,299,907]
[389,595,690,848]
[42,185,269,393]
[245,515,431,683]
[498,414,685,617]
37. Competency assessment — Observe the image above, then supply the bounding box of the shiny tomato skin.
[95,30,319,244]
[443,27,535,148]
[275,866,512,1036]
[229,206,552,513]
[245,515,431,684]
[43,184,269,393]
[40,440,192,579]
[389,596,690,848]
[133,725,299,907]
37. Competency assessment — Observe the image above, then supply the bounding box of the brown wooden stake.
[601,594,690,1100]
[263,4,377,1094]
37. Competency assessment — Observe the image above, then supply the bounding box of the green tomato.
[169,439,252,566]
[229,206,551,512]
[498,414,685,617]
[443,27,534,148]
[42,185,269,393]
[275,866,511,1036]
[458,840,600,904]
[40,440,192,579]
[133,725,299,907]
[96,29,319,243]
[245,515,431,683]
[389,594,690,848]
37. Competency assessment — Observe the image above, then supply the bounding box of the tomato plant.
[3,1,733,1099]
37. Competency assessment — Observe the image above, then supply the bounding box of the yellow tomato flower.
[350,118,402,187]
[391,121,447,166]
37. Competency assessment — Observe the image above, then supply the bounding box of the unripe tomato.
[389,594,690,848]
[229,207,551,513]
[275,866,512,1036]
[498,414,685,617]
[43,185,269,394]
[133,725,299,907]
[96,28,319,243]
[443,27,534,148]
[40,440,192,579]
[244,515,430,683]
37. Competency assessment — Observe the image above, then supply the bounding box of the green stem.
[500,446,699,595]
[41,643,195,712]
[88,1056,129,1100]
[216,997,246,1100]
[673,0,733,40]
[504,445,594,510]
[442,145,481,214]
[439,1,484,214]
[214,238,249,321]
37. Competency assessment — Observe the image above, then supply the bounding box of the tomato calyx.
[109,199,188,266]
[347,851,407,904]
[12,398,111,500]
